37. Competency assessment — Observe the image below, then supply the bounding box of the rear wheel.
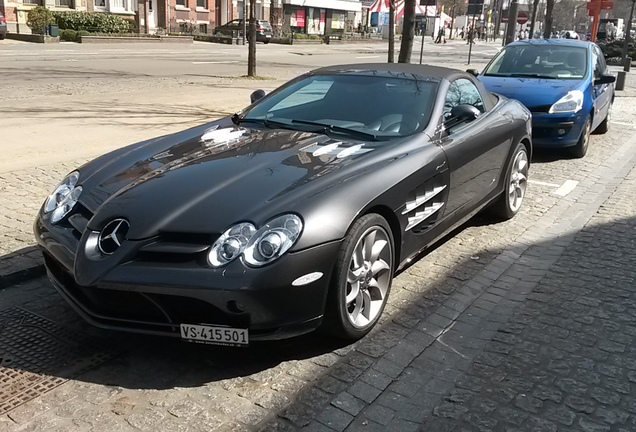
[324,214,394,341]
[489,142,529,220]
[571,116,591,158]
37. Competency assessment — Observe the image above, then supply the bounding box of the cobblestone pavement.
[1,43,636,432]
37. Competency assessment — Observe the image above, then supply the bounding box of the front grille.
[43,252,250,334]
[529,105,551,113]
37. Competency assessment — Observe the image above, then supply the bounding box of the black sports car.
[35,64,532,347]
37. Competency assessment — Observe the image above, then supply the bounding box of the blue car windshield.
[483,45,588,80]
[242,74,437,139]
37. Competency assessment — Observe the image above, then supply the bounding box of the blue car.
[477,39,615,157]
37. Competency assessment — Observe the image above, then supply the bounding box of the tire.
[0,34,5,40]
[324,214,394,341]
[594,102,612,134]
[489,142,529,220]
[571,115,591,158]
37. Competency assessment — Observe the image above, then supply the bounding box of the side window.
[444,78,486,118]
[592,46,606,79]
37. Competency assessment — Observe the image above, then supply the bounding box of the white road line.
[356,55,380,59]
[191,61,240,64]
[553,179,579,197]
[529,180,561,187]
[610,121,636,128]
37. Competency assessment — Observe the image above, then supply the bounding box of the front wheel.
[489,142,529,220]
[571,116,591,158]
[324,214,394,341]
[594,102,612,134]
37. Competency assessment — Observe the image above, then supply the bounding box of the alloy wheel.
[345,226,392,328]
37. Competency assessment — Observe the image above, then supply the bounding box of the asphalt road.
[1,38,636,432]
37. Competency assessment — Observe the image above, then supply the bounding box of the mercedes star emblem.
[98,219,130,255]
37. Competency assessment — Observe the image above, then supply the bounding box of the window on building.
[196,0,206,8]
[55,0,72,7]
[199,24,208,34]
[24,0,43,5]
[176,0,186,6]
[94,0,106,7]
[111,0,124,8]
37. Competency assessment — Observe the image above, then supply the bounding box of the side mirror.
[594,74,616,85]
[466,68,480,77]
[444,104,481,131]
[250,89,266,103]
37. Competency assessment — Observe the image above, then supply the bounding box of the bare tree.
[529,0,540,38]
[543,0,555,38]
[247,0,256,77]
[399,0,417,63]
[388,0,396,63]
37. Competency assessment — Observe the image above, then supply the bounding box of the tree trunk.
[398,0,416,63]
[543,0,554,39]
[248,0,257,77]
[529,0,540,39]
[388,0,395,63]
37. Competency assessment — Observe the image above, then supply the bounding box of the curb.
[0,247,45,289]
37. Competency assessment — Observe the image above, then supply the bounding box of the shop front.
[282,0,360,36]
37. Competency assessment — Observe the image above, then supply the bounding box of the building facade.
[279,0,361,35]
[0,0,363,35]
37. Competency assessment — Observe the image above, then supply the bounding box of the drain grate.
[0,307,117,416]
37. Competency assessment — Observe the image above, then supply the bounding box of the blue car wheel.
[571,115,591,158]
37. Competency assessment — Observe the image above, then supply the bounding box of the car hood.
[79,125,383,239]
[478,75,584,109]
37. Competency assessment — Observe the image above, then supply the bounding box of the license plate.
[180,324,248,347]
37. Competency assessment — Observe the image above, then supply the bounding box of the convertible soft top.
[311,63,465,82]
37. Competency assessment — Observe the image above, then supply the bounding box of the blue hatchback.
[477,39,615,157]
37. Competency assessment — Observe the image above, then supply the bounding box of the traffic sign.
[517,12,528,24]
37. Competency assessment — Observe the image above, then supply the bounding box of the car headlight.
[244,215,303,266]
[207,222,256,267]
[549,90,584,114]
[43,171,82,224]
[207,214,303,268]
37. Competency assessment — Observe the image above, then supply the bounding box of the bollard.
[616,71,627,91]
[625,56,632,72]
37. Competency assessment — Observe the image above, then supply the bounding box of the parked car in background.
[476,39,615,158]
[0,12,7,40]
[214,19,273,43]
[561,30,581,40]
[35,63,532,346]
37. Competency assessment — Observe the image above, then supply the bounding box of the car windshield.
[241,74,437,140]
[482,45,588,79]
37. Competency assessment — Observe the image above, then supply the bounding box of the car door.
[437,78,513,217]
[591,44,613,130]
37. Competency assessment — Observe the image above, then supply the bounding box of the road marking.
[356,55,380,59]
[610,121,636,128]
[529,179,561,188]
[553,179,579,197]
[191,61,240,64]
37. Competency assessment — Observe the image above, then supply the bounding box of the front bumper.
[35,212,342,341]
[531,111,586,148]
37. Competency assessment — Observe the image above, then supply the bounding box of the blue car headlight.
[207,214,303,268]
[549,90,584,114]
[43,171,82,224]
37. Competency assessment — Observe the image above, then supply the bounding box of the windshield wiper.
[491,73,557,79]
[290,119,380,140]
[237,117,296,130]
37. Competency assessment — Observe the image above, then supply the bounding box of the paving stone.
[316,405,353,431]
[358,404,395,426]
